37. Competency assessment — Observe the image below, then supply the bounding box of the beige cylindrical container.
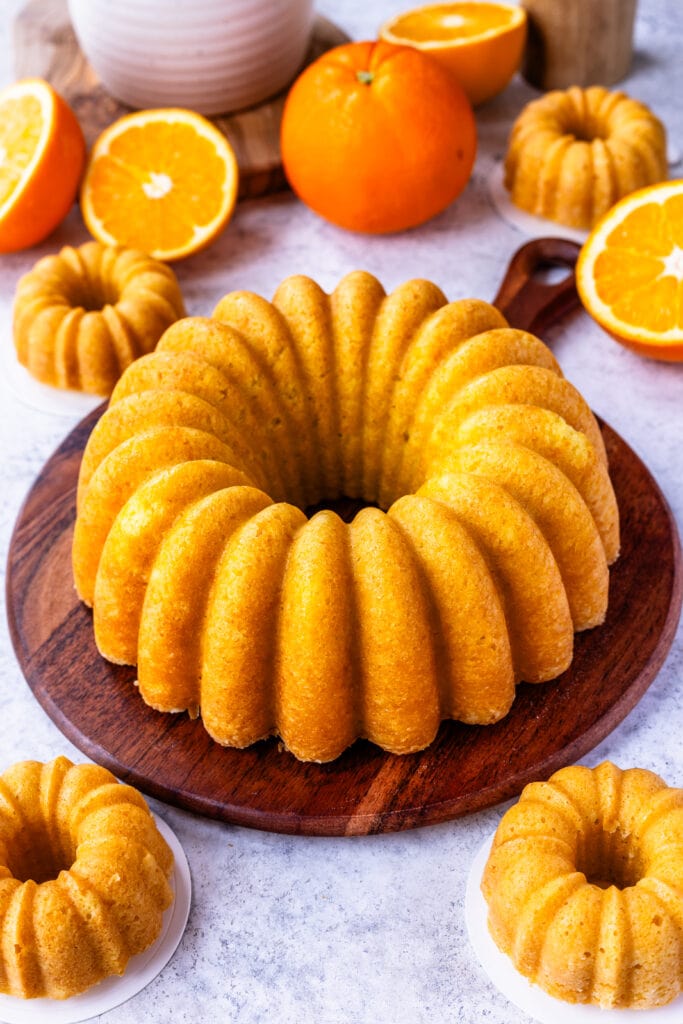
[521,0,638,90]
[67,0,315,115]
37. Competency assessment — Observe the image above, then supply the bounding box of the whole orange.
[280,40,476,234]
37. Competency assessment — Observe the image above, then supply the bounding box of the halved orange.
[379,2,527,106]
[0,78,85,253]
[577,180,683,362]
[81,109,239,262]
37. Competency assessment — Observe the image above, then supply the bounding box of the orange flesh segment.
[604,202,673,257]
[593,197,683,333]
[0,95,44,206]
[87,122,230,253]
[390,2,518,41]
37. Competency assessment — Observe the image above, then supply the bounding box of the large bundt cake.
[504,85,668,229]
[481,761,683,1009]
[0,756,173,999]
[13,241,186,395]
[73,271,620,762]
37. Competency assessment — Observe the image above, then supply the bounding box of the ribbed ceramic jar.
[67,0,315,114]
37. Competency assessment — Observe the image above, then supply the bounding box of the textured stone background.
[0,3,681,1022]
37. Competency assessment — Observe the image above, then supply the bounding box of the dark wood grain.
[5,240,682,835]
[14,0,348,200]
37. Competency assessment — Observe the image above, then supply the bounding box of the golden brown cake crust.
[0,756,173,999]
[13,241,186,395]
[73,271,620,762]
[482,761,683,1009]
[504,85,668,229]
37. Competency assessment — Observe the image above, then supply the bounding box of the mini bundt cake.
[0,755,173,999]
[504,85,668,229]
[73,271,620,763]
[481,761,683,1009]
[13,241,186,394]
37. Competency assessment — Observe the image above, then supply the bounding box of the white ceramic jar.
[67,0,315,114]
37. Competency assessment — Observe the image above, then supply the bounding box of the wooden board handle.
[493,237,582,336]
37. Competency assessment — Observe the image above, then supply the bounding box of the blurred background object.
[67,0,315,114]
[521,0,638,90]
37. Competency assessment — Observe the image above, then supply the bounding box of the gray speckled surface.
[0,2,682,1022]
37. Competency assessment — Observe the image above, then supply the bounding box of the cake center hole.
[8,841,69,885]
[567,116,608,143]
[72,276,120,312]
[304,495,382,522]
[579,828,641,890]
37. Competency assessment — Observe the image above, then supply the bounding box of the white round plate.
[487,162,589,244]
[465,833,683,1024]
[488,137,680,245]
[0,815,191,1024]
[2,330,104,419]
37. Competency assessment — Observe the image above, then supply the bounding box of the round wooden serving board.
[7,407,682,838]
[14,0,349,200]
[6,239,683,836]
